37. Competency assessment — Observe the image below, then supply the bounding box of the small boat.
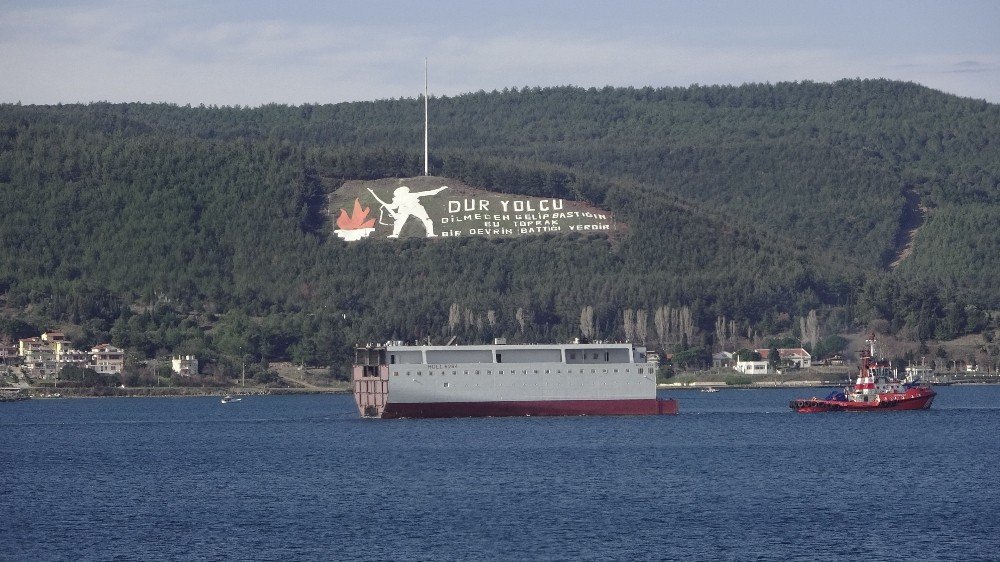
[790,334,935,413]
[220,394,242,404]
[701,387,720,393]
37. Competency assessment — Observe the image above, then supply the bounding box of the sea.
[2,386,999,561]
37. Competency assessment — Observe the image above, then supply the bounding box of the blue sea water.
[2,386,999,561]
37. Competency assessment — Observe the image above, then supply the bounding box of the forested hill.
[0,79,997,371]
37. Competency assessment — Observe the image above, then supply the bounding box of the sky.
[2,0,998,106]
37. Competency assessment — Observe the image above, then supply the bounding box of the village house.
[825,354,847,366]
[171,355,199,376]
[0,342,20,366]
[712,351,734,369]
[18,331,78,378]
[755,348,812,368]
[731,347,812,375]
[734,359,771,375]
[89,344,125,375]
[905,363,934,381]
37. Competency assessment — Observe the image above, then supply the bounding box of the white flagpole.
[424,58,429,176]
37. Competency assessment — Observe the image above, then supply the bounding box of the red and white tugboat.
[790,334,935,413]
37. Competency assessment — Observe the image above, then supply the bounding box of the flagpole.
[424,58,429,177]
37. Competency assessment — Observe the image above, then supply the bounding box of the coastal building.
[825,354,847,366]
[0,343,20,366]
[645,350,662,365]
[89,344,125,375]
[171,355,199,376]
[18,333,65,377]
[58,349,90,369]
[18,336,54,364]
[712,351,734,369]
[16,332,100,378]
[905,363,934,382]
[15,332,131,378]
[755,348,812,368]
[734,359,771,375]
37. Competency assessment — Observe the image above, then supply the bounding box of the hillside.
[0,79,997,373]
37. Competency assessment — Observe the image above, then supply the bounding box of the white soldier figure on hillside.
[381,185,448,238]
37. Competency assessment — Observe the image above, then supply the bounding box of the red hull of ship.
[380,398,678,419]
[790,389,935,413]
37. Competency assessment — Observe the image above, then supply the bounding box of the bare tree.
[515,308,526,333]
[623,309,636,342]
[580,305,595,339]
[806,309,819,350]
[654,305,671,350]
[715,315,727,351]
[679,306,694,345]
[635,309,648,344]
[448,303,461,333]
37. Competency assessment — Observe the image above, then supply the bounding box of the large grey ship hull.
[353,342,678,418]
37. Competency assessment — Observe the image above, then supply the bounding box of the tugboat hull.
[790,388,935,413]
[790,334,936,413]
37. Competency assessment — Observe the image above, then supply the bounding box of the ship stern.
[353,346,390,418]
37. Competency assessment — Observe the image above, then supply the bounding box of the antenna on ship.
[424,57,429,177]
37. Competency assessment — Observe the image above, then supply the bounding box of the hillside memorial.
[332,178,617,241]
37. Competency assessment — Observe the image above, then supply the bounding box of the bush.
[725,374,752,386]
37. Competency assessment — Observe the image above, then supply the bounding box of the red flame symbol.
[337,198,376,230]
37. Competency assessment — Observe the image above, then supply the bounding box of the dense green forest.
[1,79,998,375]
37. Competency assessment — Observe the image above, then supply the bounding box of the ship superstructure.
[353,340,678,418]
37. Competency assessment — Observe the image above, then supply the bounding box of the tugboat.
[790,334,935,413]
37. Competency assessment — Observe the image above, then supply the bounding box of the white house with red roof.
[755,347,812,368]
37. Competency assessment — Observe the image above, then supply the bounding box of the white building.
[905,363,934,382]
[734,359,771,375]
[89,344,125,375]
[18,332,87,378]
[756,348,812,368]
[171,355,199,376]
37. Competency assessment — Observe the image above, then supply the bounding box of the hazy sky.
[2,0,998,105]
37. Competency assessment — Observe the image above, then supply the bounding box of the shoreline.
[7,386,351,399]
[8,379,998,400]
